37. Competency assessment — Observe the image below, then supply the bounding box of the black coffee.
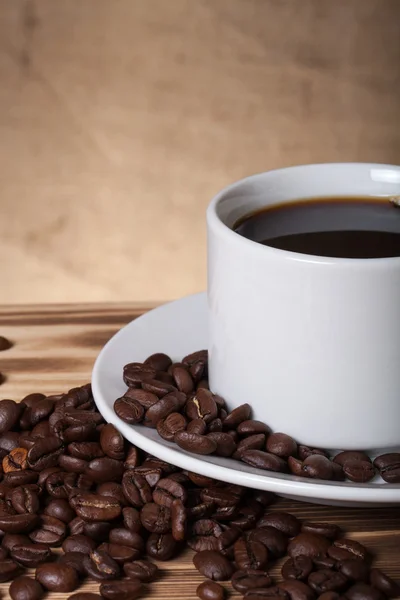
[233,197,400,258]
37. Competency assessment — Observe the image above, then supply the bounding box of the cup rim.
[207,162,400,267]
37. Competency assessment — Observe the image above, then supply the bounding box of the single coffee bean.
[0,559,23,582]
[345,583,385,600]
[43,499,75,524]
[58,552,87,577]
[281,556,313,581]
[231,569,272,593]
[146,532,178,561]
[333,451,371,467]
[99,579,143,600]
[10,485,40,514]
[58,455,88,474]
[85,457,124,483]
[134,465,163,488]
[257,512,301,537]
[9,575,44,600]
[208,418,223,433]
[122,507,142,533]
[122,471,152,507]
[3,469,39,487]
[237,420,270,436]
[197,580,226,600]
[83,550,120,581]
[206,432,237,458]
[222,403,251,429]
[171,365,195,394]
[157,412,187,442]
[2,533,30,552]
[153,477,187,507]
[301,522,340,540]
[302,455,335,480]
[288,533,331,559]
[234,538,269,570]
[123,559,158,582]
[171,498,187,541]
[328,538,368,561]
[186,389,218,423]
[193,550,234,581]
[10,543,52,567]
[266,433,297,458]
[100,424,125,460]
[373,453,400,483]
[343,459,376,483]
[114,397,144,425]
[109,528,144,551]
[27,437,64,471]
[123,362,156,387]
[123,388,159,410]
[29,514,66,546]
[144,393,182,428]
[68,442,104,461]
[370,568,400,598]
[36,562,79,592]
[3,448,29,473]
[241,449,288,472]
[144,352,172,371]
[278,580,315,600]
[0,513,39,533]
[70,492,121,521]
[0,336,12,351]
[249,526,288,559]
[62,534,97,554]
[233,434,266,459]
[0,400,22,434]
[308,569,348,594]
[174,431,217,455]
[141,378,179,398]
[187,418,207,435]
[98,542,140,564]
[339,559,369,583]
[140,502,171,533]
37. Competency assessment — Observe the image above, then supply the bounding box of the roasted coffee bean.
[241,450,288,472]
[0,513,38,533]
[122,471,152,507]
[157,412,187,442]
[9,485,40,514]
[144,393,183,428]
[257,512,301,537]
[122,507,142,533]
[370,568,400,598]
[3,470,39,487]
[234,538,269,570]
[301,522,340,540]
[2,533,31,552]
[339,559,369,583]
[3,448,28,473]
[182,349,208,366]
[206,432,236,457]
[123,559,158,582]
[124,388,159,410]
[187,418,207,435]
[302,455,335,480]
[114,397,144,425]
[215,525,241,558]
[99,580,143,600]
[328,538,368,561]
[171,498,187,541]
[146,532,178,561]
[373,453,400,483]
[37,466,62,488]
[134,466,163,488]
[197,580,226,600]
[123,362,156,387]
[98,542,140,564]
[36,562,79,592]
[308,569,348,594]
[281,557,313,581]
[234,434,267,459]
[333,451,371,467]
[288,533,331,559]
[175,431,217,455]
[9,575,45,600]
[85,457,124,483]
[70,492,121,521]
[207,418,223,433]
[186,389,218,423]
[193,549,234,581]
[231,570,272,593]
[236,420,270,436]
[27,437,64,471]
[68,442,104,461]
[343,459,376,483]
[298,446,328,461]
[62,534,97,554]
[0,558,23,582]
[58,552,88,577]
[140,502,171,533]
[100,424,125,460]
[0,431,20,455]
[83,550,120,581]
[266,433,297,457]
[171,365,194,394]
[345,583,385,600]
[0,336,12,351]
[312,556,337,569]
[245,587,289,600]
[230,499,263,530]
[109,528,144,552]
[249,526,288,559]
[97,482,127,506]
[29,515,66,546]
[0,400,22,434]
[201,486,242,507]
[278,580,315,600]
[153,477,187,507]
[58,455,88,474]
[10,543,52,567]
[144,352,172,371]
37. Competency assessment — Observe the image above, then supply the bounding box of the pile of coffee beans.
[114,351,400,485]
[0,375,398,600]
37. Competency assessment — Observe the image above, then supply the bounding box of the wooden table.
[0,304,399,599]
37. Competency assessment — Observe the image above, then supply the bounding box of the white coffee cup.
[207,163,400,451]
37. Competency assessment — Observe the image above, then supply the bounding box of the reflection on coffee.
[234,197,400,258]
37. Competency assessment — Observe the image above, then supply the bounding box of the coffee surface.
[234,197,400,258]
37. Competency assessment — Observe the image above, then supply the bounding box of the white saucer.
[92,293,400,507]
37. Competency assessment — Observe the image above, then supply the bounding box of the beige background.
[0,0,399,304]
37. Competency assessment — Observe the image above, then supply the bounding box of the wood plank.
[0,304,399,599]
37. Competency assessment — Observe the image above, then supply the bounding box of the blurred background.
[0,0,399,305]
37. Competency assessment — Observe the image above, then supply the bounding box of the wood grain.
[0,304,399,599]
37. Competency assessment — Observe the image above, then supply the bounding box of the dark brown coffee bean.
[373,453,400,483]
[231,570,272,593]
[182,349,208,366]
[122,507,142,533]
[186,389,218,423]
[208,418,223,433]
[345,583,385,600]
[36,562,79,592]
[144,352,172,371]
[114,397,144,425]
[10,543,52,567]
[343,460,376,483]
[84,550,120,581]
[308,569,348,594]
[171,365,194,394]
[230,500,263,530]
[193,549,234,581]
[123,362,156,387]
[10,485,40,514]
[123,559,158,582]
[301,522,340,540]
[187,418,207,435]
[281,556,313,581]
[206,432,237,457]
[45,470,75,498]
[27,437,64,471]
[123,389,159,410]
[0,400,22,434]
[333,451,371,467]
[249,526,288,559]
[99,424,125,460]
[233,435,267,460]
[245,587,289,600]
[58,455,88,474]
[223,403,251,429]
[157,412,187,442]
[68,442,104,461]
[99,580,143,600]
[153,477,187,507]
[302,455,335,480]
[133,466,163,488]
[3,447,28,473]
[98,542,140,564]
[141,379,178,398]
[278,580,315,600]
[0,558,23,582]
[0,431,20,455]
[202,485,242,507]
[3,469,39,487]
[241,450,288,472]
[370,568,400,598]
[62,534,96,554]
[313,556,337,569]
[144,393,182,428]
[85,457,124,483]
[123,446,141,471]
[37,466,62,488]
[140,502,171,533]
[97,482,127,506]
[29,515,66,546]
[175,431,217,455]
[288,533,331,559]
[2,533,30,552]
[339,559,369,583]
[328,539,368,561]
[10,575,45,600]
[234,538,269,570]
[0,336,12,351]
[0,513,38,533]
[70,493,121,521]
[171,498,187,541]
[266,433,297,457]
[257,512,301,537]
[236,420,270,436]
[197,580,226,600]
[58,551,88,577]
[146,532,178,561]
[109,528,144,552]
[122,472,152,507]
